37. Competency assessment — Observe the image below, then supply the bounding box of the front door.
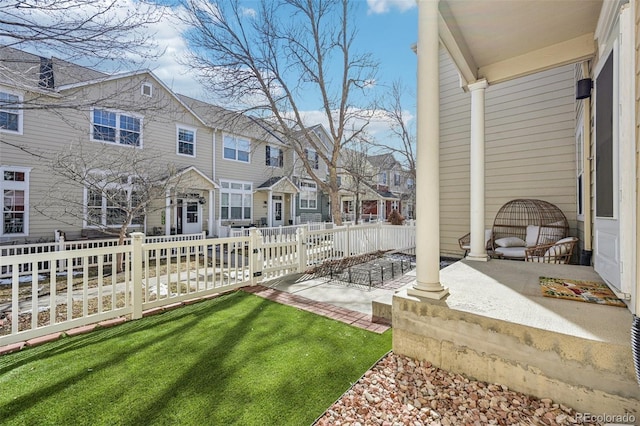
[273,199,283,226]
[594,45,621,291]
[182,200,201,234]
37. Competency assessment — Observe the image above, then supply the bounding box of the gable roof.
[255,176,299,193]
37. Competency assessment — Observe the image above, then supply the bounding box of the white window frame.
[0,89,23,135]
[223,134,251,163]
[266,145,283,168]
[141,82,153,97]
[219,180,253,220]
[393,171,401,186]
[299,180,317,209]
[305,148,319,170]
[1,166,31,236]
[91,108,143,148]
[176,125,197,157]
[576,117,585,220]
[379,171,387,185]
[83,174,143,228]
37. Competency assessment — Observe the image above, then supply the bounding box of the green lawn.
[0,291,391,425]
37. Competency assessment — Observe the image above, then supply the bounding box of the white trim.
[90,107,144,148]
[222,133,251,163]
[141,82,153,97]
[0,87,24,135]
[595,0,625,51]
[176,124,197,157]
[0,166,31,236]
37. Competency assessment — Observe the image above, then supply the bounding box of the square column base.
[407,285,449,300]
[466,253,490,262]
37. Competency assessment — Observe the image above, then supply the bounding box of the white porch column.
[290,193,296,224]
[466,79,489,261]
[408,0,448,299]
[208,189,215,237]
[164,190,171,236]
[267,190,273,226]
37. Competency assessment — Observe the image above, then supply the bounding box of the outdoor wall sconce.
[198,197,206,204]
[576,78,592,100]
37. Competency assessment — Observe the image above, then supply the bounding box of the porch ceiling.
[439,0,603,85]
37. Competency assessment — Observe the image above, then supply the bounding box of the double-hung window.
[305,149,319,169]
[92,108,142,147]
[266,146,283,167]
[223,134,250,162]
[393,172,401,186]
[299,180,317,209]
[84,175,143,228]
[1,167,30,236]
[379,172,387,185]
[220,180,252,220]
[177,126,196,156]
[0,91,22,134]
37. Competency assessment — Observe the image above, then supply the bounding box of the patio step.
[392,260,640,416]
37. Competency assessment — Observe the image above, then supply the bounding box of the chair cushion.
[495,246,526,259]
[495,237,526,248]
[525,225,539,247]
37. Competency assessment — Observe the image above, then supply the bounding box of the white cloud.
[366,0,416,15]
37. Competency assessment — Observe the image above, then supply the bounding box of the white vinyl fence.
[0,223,414,346]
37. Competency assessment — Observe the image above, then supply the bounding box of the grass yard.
[0,291,391,425]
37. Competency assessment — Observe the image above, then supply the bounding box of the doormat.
[539,276,626,307]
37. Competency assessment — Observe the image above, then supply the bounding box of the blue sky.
[144,0,418,144]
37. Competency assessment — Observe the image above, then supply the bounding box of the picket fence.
[0,223,415,346]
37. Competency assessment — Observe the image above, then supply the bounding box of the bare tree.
[0,0,164,66]
[340,140,377,224]
[177,0,379,225]
[372,80,416,216]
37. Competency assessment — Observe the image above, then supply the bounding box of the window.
[336,176,342,187]
[379,172,387,185]
[177,126,196,156]
[393,172,401,186]
[300,180,317,209]
[266,146,283,167]
[223,134,250,162]
[406,178,414,188]
[84,175,143,228]
[141,83,153,97]
[305,148,319,169]
[92,109,142,147]
[0,91,22,134]
[1,167,29,235]
[220,180,252,220]
[576,119,584,219]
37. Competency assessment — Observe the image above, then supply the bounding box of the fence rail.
[0,223,415,346]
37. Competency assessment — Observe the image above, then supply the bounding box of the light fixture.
[576,78,592,100]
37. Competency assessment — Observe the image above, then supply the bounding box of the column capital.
[468,79,488,91]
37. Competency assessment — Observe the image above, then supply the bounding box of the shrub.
[387,209,405,225]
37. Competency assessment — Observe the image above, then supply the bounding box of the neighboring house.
[339,150,412,222]
[0,46,326,242]
[0,46,218,241]
[395,0,639,414]
[291,124,333,223]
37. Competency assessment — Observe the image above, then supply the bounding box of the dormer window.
[141,83,153,97]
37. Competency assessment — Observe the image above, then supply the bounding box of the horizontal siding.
[439,47,578,257]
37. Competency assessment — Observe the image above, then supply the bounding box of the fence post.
[297,227,307,273]
[249,228,262,285]
[346,223,351,256]
[130,232,145,319]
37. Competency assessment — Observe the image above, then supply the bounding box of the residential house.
[394,0,640,414]
[0,46,326,242]
[339,150,413,222]
[0,46,219,242]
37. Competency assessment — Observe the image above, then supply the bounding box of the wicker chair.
[458,229,493,257]
[491,199,569,260]
[524,237,578,264]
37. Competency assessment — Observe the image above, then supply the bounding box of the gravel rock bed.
[315,352,600,426]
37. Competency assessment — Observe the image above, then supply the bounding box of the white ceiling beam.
[478,33,596,85]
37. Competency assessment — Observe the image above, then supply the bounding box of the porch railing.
[0,223,415,346]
